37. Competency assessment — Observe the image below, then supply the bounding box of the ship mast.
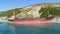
[47,11,50,16]
[13,10,17,20]
[47,4,51,16]
[47,4,53,19]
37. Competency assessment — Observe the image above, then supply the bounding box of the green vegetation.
[0,8,21,18]
[0,7,60,18]
[39,7,60,18]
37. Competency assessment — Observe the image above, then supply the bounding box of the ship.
[8,11,54,27]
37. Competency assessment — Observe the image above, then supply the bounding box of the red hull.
[11,19,52,26]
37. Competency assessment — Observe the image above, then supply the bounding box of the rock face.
[16,3,60,19]
[17,5,41,18]
[27,6,41,18]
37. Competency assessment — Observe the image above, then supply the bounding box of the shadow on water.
[13,23,60,34]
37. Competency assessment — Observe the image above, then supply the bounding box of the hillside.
[0,3,60,19]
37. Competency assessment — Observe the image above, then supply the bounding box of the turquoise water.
[0,22,14,34]
[0,22,60,34]
[14,23,60,34]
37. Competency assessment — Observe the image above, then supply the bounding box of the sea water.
[0,22,14,34]
[0,21,60,34]
[14,23,60,34]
